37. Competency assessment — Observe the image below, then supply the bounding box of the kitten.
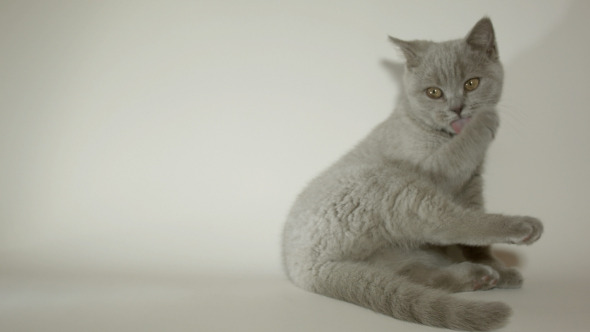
[282,17,543,331]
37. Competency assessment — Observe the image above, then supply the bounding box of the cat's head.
[390,17,503,135]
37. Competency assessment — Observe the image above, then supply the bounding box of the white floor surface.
[2,261,588,332]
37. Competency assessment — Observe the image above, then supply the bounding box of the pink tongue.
[451,117,471,134]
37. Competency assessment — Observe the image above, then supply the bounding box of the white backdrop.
[1,0,589,281]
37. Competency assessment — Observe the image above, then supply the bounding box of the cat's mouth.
[450,117,471,134]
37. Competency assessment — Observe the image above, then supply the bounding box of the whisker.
[467,98,529,139]
[496,100,529,138]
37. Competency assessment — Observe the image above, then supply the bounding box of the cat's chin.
[451,117,471,134]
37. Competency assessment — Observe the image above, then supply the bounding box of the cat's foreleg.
[452,165,523,288]
[453,165,485,210]
[426,208,542,247]
[420,110,498,184]
[384,187,543,247]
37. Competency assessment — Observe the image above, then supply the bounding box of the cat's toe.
[522,217,543,244]
[509,216,544,245]
[472,266,500,291]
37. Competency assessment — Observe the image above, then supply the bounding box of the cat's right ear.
[388,37,424,68]
[466,17,499,60]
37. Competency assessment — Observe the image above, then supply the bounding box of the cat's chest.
[398,133,445,164]
[401,136,469,188]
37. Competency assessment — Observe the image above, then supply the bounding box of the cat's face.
[392,18,504,135]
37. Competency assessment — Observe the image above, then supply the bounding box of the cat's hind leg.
[460,245,524,289]
[398,261,500,292]
[372,248,500,293]
[306,258,511,331]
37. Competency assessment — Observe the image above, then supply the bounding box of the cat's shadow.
[492,248,523,268]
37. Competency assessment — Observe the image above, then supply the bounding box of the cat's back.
[284,112,428,231]
[283,151,415,244]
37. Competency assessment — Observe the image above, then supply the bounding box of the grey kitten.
[282,17,543,331]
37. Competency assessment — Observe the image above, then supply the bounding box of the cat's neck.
[333,94,453,171]
[374,96,451,163]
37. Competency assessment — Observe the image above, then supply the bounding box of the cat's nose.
[451,104,464,115]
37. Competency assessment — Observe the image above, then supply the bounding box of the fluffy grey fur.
[282,18,543,331]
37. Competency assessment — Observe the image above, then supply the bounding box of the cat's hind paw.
[471,265,500,291]
[450,262,500,292]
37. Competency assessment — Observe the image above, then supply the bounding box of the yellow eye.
[464,78,480,91]
[426,87,443,99]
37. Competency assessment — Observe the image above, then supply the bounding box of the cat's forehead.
[417,40,484,85]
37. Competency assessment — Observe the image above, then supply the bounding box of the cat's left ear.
[466,17,499,60]
[389,37,430,68]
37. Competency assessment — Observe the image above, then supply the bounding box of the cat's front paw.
[507,216,543,245]
[470,109,499,138]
